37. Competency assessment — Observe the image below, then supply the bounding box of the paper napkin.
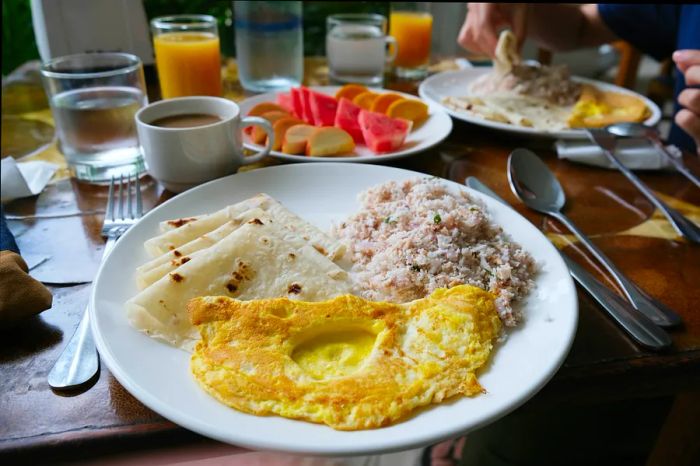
[1,157,58,202]
[555,138,680,170]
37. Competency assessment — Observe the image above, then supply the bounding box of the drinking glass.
[390,2,433,79]
[40,53,147,183]
[326,14,397,86]
[234,1,303,92]
[151,15,223,99]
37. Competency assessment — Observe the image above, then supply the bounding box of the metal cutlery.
[587,128,700,243]
[507,148,681,327]
[48,174,144,390]
[465,175,671,350]
[606,122,700,189]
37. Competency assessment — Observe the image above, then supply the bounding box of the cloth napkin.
[555,138,679,170]
[1,157,58,203]
[0,207,52,327]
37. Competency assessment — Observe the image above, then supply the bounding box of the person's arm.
[458,3,619,57]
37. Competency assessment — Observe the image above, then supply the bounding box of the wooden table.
[2,68,700,465]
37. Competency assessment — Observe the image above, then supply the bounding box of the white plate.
[91,163,578,456]
[239,86,453,163]
[418,68,661,139]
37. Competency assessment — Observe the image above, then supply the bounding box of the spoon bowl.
[605,122,658,139]
[507,148,566,214]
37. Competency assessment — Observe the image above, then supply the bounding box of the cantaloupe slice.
[282,124,317,155]
[252,110,289,144]
[271,117,305,151]
[305,127,355,157]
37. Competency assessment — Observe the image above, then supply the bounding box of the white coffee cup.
[135,96,272,192]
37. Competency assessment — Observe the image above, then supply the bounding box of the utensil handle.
[651,139,700,189]
[551,211,680,327]
[563,256,671,350]
[601,148,700,243]
[47,236,120,390]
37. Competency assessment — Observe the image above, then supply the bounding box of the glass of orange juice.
[151,15,223,99]
[390,3,433,79]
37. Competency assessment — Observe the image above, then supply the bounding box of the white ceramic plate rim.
[239,86,453,163]
[418,68,661,139]
[91,163,578,456]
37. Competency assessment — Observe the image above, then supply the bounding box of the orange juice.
[390,11,432,69]
[153,32,222,99]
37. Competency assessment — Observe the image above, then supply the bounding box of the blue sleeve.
[598,4,680,61]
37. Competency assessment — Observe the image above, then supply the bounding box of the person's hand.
[457,3,528,57]
[673,49,700,155]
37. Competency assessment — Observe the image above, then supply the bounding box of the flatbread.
[145,193,345,261]
[135,208,268,290]
[127,216,353,351]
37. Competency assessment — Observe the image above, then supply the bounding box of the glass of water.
[326,14,397,86]
[40,53,147,183]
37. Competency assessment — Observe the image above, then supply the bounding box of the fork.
[48,174,143,390]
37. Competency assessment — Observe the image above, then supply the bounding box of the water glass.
[40,53,147,183]
[234,1,303,92]
[326,14,397,86]
[390,2,433,79]
[151,15,223,99]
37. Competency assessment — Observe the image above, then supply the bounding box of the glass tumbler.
[326,14,397,86]
[152,15,223,99]
[40,53,147,183]
[390,2,433,79]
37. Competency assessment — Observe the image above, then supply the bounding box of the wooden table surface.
[2,66,700,463]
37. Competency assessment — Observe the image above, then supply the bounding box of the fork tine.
[106,176,115,221]
[118,174,124,220]
[135,174,143,218]
[127,173,133,219]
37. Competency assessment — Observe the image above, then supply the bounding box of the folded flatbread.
[144,193,345,261]
[127,215,353,351]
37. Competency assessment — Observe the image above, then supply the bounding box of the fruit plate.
[91,163,578,456]
[418,68,661,139]
[238,86,453,163]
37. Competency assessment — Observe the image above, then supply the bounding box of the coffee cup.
[135,96,272,192]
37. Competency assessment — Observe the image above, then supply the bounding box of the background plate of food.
[238,85,453,162]
[90,163,577,455]
[418,32,661,139]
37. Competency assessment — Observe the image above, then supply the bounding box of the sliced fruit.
[290,88,304,119]
[335,83,369,102]
[386,99,429,125]
[282,124,317,155]
[371,93,404,114]
[352,91,379,110]
[245,102,290,135]
[276,92,294,113]
[358,110,412,154]
[306,127,355,157]
[334,98,364,144]
[309,90,339,127]
[271,116,305,151]
[251,110,288,144]
[300,86,314,124]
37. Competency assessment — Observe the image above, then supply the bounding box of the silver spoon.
[606,123,700,189]
[465,176,671,350]
[587,128,700,243]
[507,148,681,327]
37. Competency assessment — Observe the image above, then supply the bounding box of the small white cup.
[135,96,272,192]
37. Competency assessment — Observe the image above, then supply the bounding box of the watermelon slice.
[290,88,304,120]
[358,110,412,154]
[309,90,338,127]
[276,92,294,113]
[299,86,314,124]
[334,98,364,144]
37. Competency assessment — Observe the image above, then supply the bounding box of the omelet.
[567,84,651,128]
[188,285,502,430]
